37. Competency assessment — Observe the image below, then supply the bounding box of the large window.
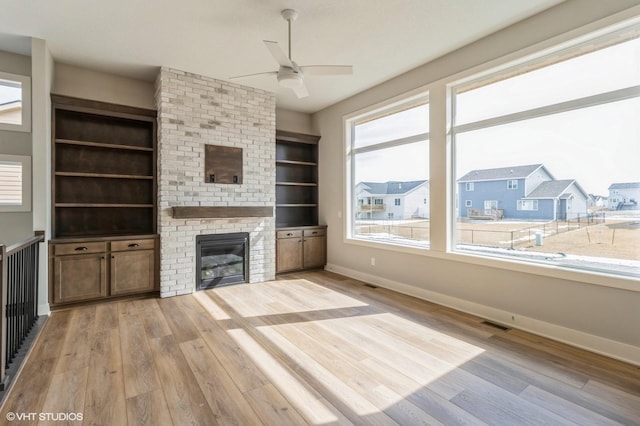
[346,94,429,247]
[0,71,31,132]
[452,24,640,278]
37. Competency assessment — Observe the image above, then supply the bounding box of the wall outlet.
[371,257,376,266]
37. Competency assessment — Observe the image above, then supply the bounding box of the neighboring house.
[588,194,608,210]
[458,164,589,221]
[356,180,429,220]
[0,100,22,125]
[608,182,640,210]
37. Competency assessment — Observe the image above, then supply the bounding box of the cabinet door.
[53,253,107,304]
[276,237,303,273]
[111,249,155,296]
[303,235,326,269]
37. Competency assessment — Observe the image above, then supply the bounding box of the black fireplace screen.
[196,232,249,290]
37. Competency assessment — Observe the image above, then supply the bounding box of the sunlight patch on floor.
[257,312,485,409]
[227,328,341,424]
[213,278,369,317]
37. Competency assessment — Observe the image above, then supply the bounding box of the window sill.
[344,235,639,292]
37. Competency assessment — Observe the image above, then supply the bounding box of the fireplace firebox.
[196,232,249,290]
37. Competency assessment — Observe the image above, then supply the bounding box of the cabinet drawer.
[54,241,106,256]
[304,228,326,237]
[111,238,156,252]
[277,230,303,239]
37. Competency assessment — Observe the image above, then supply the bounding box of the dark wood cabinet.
[276,226,326,273]
[52,250,107,304]
[110,239,156,296]
[49,236,158,307]
[276,230,304,273]
[50,95,158,306]
[302,228,327,269]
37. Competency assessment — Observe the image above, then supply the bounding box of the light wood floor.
[1,271,639,425]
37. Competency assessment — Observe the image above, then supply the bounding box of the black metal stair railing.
[0,231,44,388]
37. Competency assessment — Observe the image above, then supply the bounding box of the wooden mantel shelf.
[172,206,273,219]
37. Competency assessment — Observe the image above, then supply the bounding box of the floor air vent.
[481,320,511,331]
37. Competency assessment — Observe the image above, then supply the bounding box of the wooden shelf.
[172,206,273,219]
[55,172,153,180]
[56,138,154,152]
[276,160,317,166]
[56,203,154,208]
[276,182,317,187]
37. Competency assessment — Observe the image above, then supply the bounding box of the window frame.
[507,179,518,189]
[0,154,31,212]
[341,12,640,291]
[448,15,640,284]
[344,88,429,251]
[0,71,31,133]
[517,199,539,211]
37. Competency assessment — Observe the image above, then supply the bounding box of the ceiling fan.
[230,9,353,98]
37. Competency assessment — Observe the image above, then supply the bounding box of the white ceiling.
[0,0,563,113]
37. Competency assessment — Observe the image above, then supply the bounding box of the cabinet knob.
[75,246,88,251]
[128,243,139,248]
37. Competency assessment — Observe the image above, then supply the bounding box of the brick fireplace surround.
[155,67,276,297]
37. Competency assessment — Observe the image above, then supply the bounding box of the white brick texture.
[156,67,276,297]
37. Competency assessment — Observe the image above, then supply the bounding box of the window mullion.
[454,84,640,134]
[352,132,429,155]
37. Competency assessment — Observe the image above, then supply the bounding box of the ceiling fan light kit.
[230,9,353,98]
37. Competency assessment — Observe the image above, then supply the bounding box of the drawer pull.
[75,246,88,251]
[287,233,293,236]
[311,231,318,235]
[128,243,140,248]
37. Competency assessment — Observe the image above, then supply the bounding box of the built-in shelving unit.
[52,95,157,238]
[275,130,320,228]
[49,95,159,308]
[275,130,326,274]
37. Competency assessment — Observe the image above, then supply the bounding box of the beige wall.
[0,50,32,245]
[313,0,640,364]
[53,63,155,109]
[276,108,315,135]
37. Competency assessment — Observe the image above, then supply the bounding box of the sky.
[0,80,21,105]
[354,35,640,196]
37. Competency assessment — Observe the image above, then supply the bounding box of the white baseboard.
[38,303,51,316]
[325,263,640,366]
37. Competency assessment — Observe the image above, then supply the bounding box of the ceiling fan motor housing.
[278,69,303,88]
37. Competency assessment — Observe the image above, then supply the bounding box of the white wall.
[0,50,32,245]
[313,0,640,364]
[53,63,155,109]
[31,37,54,315]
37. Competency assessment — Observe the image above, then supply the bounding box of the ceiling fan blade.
[263,40,293,68]
[292,83,309,99]
[229,71,278,80]
[299,65,353,75]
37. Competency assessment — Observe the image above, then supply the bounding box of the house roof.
[458,164,547,182]
[525,180,577,199]
[358,180,427,195]
[608,182,640,190]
